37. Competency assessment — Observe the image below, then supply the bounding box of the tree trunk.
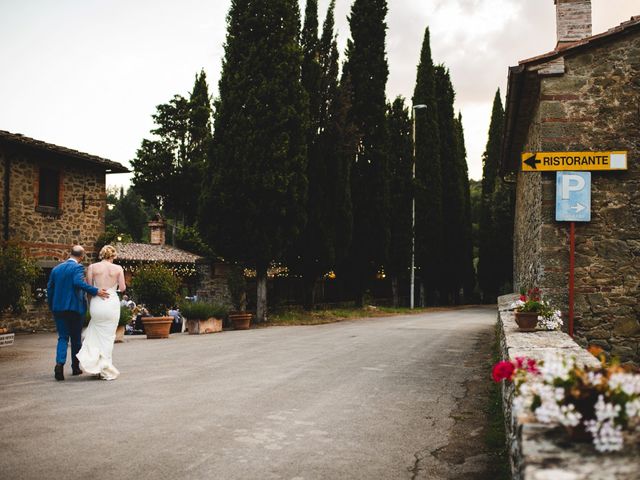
[256,266,268,323]
[391,276,399,308]
[303,275,316,311]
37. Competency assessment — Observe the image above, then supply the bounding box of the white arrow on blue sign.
[556,172,591,222]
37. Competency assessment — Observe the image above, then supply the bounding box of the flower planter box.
[514,311,538,331]
[141,316,173,339]
[186,317,223,335]
[229,312,252,330]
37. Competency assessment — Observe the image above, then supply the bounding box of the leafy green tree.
[0,244,40,313]
[478,89,505,302]
[200,0,308,322]
[343,0,390,306]
[131,71,212,226]
[105,187,152,242]
[386,97,412,306]
[412,27,442,305]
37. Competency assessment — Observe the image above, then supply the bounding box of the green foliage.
[0,244,40,313]
[105,187,153,243]
[119,305,133,326]
[412,27,443,304]
[343,0,391,304]
[478,89,514,302]
[175,225,213,257]
[179,301,228,320]
[130,264,180,316]
[132,71,212,225]
[200,0,309,322]
[96,226,133,253]
[386,96,412,283]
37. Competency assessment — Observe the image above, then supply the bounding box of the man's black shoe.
[72,366,83,376]
[54,364,64,381]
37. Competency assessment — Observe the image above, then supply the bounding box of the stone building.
[0,129,128,331]
[115,218,232,308]
[501,1,640,363]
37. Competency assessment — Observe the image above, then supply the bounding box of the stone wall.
[0,304,55,333]
[496,295,639,480]
[1,145,106,262]
[194,261,233,308]
[513,32,640,364]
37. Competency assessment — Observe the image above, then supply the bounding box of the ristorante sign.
[521,151,628,171]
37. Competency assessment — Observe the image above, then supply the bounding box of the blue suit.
[47,259,98,366]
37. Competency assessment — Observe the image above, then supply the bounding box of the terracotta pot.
[115,325,125,343]
[142,316,173,339]
[515,311,538,331]
[229,312,252,330]
[186,317,223,334]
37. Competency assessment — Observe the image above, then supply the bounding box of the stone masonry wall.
[195,262,233,308]
[3,146,106,262]
[496,295,640,480]
[513,32,640,364]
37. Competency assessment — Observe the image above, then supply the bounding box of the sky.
[0,0,637,188]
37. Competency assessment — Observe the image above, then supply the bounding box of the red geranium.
[492,360,516,382]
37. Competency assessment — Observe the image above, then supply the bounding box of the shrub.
[131,264,180,316]
[179,301,228,320]
[119,305,133,326]
[0,244,40,313]
[227,266,247,312]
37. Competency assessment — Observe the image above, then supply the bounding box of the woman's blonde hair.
[99,245,117,260]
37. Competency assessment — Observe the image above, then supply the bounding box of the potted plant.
[227,266,252,330]
[511,288,563,332]
[492,348,640,452]
[181,301,228,334]
[131,265,180,339]
[116,305,132,343]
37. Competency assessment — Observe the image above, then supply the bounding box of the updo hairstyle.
[99,245,118,261]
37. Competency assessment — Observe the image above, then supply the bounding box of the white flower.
[539,353,573,383]
[609,372,640,396]
[586,419,624,452]
[624,398,640,419]
[586,371,603,386]
[510,299,525,310]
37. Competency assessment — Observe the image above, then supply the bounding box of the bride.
[76,245,126,380]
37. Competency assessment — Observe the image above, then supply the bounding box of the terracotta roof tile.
[0,130,129,173]
[115,243,203,264]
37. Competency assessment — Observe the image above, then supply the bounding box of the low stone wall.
[497,294,639,480]
[0,304,54,332]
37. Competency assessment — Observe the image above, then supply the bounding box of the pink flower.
[492,361,516,382]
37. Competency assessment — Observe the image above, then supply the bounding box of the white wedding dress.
[76,284,120,380]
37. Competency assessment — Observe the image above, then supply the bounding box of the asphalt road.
[0,306,496,480]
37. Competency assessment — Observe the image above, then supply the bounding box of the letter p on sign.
[561,174,586,200]
[556,172,591,222]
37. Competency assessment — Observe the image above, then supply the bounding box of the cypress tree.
[455,113,476,301]
[478,89,505,302]
[182,70,213,225]
[412,27,442,305]
[343,0,390,306]
[200,0,308,322]
[434,65,467,304]
[386,97,412,306]
[296,0,349,309]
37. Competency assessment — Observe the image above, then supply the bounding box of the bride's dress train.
[76,285,120,380]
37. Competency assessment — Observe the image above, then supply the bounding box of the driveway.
[0,306,497,479]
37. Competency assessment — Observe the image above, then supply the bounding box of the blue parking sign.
[556,172,591,222]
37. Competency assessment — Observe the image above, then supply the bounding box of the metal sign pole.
[569,221,575,337]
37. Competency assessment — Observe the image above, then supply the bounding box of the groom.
[47,245,109,381]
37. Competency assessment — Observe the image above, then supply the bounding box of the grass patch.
[265,305,440,326]
[486,323,512,479]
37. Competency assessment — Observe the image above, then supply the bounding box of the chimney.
[148,215,166,246]
[554,0,592,48]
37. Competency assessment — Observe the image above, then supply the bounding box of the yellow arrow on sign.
[521,151,628,171]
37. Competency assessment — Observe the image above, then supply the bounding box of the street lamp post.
[411,104,427,309]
